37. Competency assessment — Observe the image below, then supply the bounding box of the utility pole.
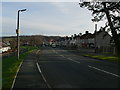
[16,10,20,60]
[94,23,97,53]
[16,9,26,60]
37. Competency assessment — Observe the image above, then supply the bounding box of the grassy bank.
[84,54,120,64]
[2,46,38,89]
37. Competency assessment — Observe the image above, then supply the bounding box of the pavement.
[13,50,48,89]
[13,47,120,88]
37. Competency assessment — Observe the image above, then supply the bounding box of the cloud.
[2,16,75,36]
[50,2,81,15]
[2,2,106,37]
[2,13,104,37]
[2,17,16,36]
[2,0,79,2]
[50,2,71,15]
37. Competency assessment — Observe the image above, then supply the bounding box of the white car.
[52,44,56,48]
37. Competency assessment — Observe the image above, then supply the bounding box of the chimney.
[79,33,82,36]
[74,34,76,37]
[85,31,89,34]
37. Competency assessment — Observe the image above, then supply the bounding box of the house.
[79,31,93,48]
[71,31,95,48]
[69,35,77,46]
[55,28,111,53]
[0,41,11,53]
[94,28,111,48]
[76,29,111,49]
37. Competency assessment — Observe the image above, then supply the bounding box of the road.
[37,47,119,88]
[13,47,120,88]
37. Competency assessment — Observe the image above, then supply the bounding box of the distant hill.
[1,35,62,49]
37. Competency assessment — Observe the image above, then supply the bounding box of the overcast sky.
[1,1,106,37]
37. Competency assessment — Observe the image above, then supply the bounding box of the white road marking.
[36,63,42,73]
[55,52,58,54]
[52,50,58,54]
[59,54,80,64]
[60,55,64,57]
[36,50,40,54]
[11,61,23,90]
[67,58,80,64]
[36,63,51,88]
[88,65,120,78]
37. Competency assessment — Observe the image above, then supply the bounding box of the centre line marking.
[67,58,80,64]
[59,54,80,64]
[55,52,58,54]
[60,55,64,57]
[88,65,120,78]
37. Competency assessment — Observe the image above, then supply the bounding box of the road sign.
[16,29,20,34]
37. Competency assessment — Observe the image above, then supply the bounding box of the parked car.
[52,44,56,48]
[0,47,11,53]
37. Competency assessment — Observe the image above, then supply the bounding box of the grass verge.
[2,46,38,89]
[83,54,120,64]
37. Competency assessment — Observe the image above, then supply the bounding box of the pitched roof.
[93,29,111,38]
[80,33,94,39]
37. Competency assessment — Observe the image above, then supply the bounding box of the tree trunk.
[103,3,120,57]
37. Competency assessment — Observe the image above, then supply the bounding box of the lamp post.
[16,9,26,60]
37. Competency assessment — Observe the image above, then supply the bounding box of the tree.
[79,1,120,56]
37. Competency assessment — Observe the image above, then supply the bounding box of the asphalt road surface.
[37,47,119,88]
[13,47,120,88]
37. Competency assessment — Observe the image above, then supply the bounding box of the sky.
[1,1,106,37]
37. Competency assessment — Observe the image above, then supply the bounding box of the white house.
[95,29,111,48]
[0,42,11,53]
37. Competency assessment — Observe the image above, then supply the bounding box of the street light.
[16,9,26,60]
[92,19,98,53]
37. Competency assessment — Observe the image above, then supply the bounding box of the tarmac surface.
[13,47,120,88]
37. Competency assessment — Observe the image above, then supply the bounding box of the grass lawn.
[84,54,120,63]
[2,46,39,89]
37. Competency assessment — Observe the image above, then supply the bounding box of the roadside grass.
[84,54,120,63]
[2,46,39,89]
